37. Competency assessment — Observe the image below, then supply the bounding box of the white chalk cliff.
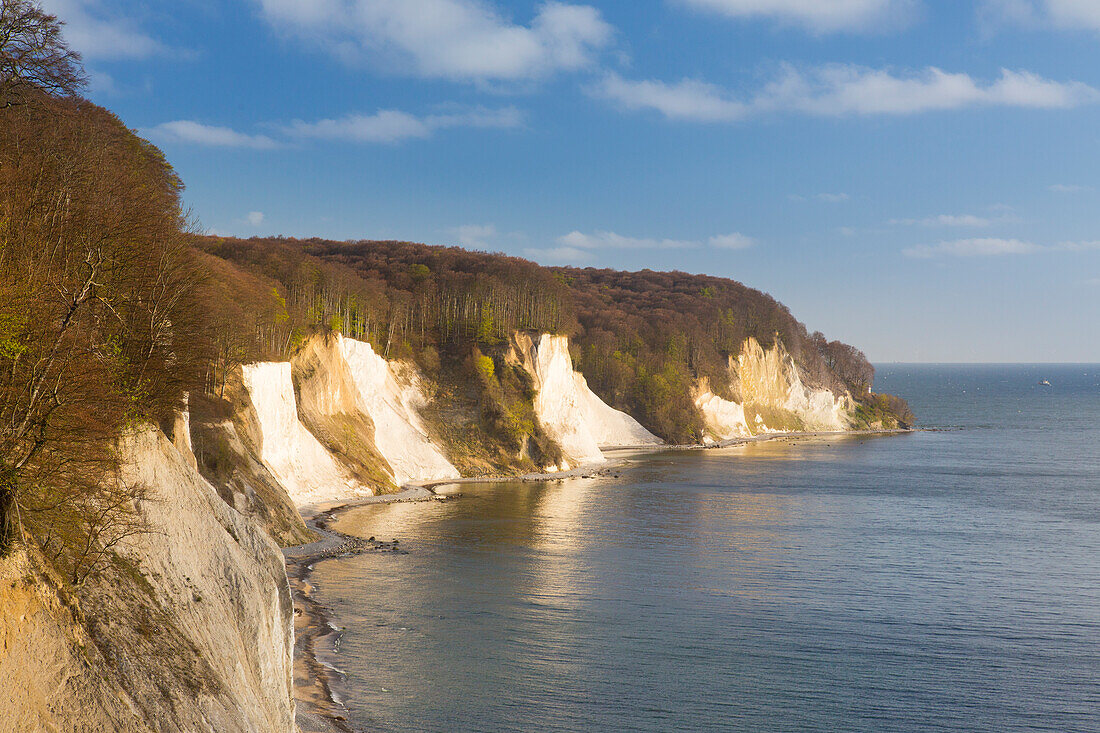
[243,337,458,499]
[337,336,459,485]
[694,383,752,440]
[242,361,372,505]
[696,337,854,441]
[0,428,295,733]
[510,333,662,467]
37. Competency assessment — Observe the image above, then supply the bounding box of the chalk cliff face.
[0,428,295,733]
[694,382,752,440]
[696,337,854,441]
[244,336,459,496]
[243,332,669,486]
[242,361,373,505]
[335,336,459,485]
[510,333,662,467]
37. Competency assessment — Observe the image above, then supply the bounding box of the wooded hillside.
[199,236,912,441]
[0,0,910,586]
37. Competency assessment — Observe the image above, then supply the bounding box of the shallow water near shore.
[314,365,1100,732]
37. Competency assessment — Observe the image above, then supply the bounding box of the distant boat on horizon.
[1039,380,1052,387]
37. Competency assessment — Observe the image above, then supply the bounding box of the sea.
[313,364,1100,732]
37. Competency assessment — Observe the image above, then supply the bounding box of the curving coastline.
[285,429,913,731]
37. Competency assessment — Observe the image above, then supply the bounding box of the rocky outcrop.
[243,336,459,498]
[242,361,374,506]
[0,428,296,733]
[291,336,402,494]
[334,336,459,485]
[509,333,662,466]
[189,408,315,547]
[696,337,855,441]
[694,380,752,440]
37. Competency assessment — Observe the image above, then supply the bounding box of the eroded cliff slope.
[695,337,856,441]
[0,429,295,733]
[509,333,662,466]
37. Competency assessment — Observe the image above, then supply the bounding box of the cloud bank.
[255,0,613,82]
[982,0,1100,31]
[891,214,995,227]
[143,121,280,149]
[904,238,1100,257]
[525,229,756,262]
[452,224,498,249]
[678,0,919,33]
[145,107,521,148]
[594,66,1099,121]
[791,192,850,203]
[41,0,166,60]
[558,230,700,250]
[285,107,523,143]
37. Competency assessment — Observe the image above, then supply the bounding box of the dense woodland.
[0,2,207,581]
[0,1,909,583]
[200,236,909,442]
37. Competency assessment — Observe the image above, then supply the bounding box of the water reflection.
[312,410,1100,733]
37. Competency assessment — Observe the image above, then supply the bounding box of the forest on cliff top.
[199,235,909,441]
[0,0,909,584]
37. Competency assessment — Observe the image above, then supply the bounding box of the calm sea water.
[315,365,1100,732]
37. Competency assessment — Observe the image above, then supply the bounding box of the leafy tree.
[0,16,206,581]
[0,0,85,108]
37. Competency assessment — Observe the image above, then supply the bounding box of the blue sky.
[42,0,1100,362]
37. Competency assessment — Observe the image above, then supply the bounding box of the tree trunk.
[0,481,14,552]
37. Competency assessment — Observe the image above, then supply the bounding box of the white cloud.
[146,107,520,148]
[523,246,595,264]
[286,107,522,143]
[982,0,1100,31]
[143,121,280,149]
[677,0,918,33]
[41,0,166,60]
[594,66,1099,122]
[555,229,755,250]
[247,211,265,226]
[453,224,497,248]
[525,228,755,262]
[904,237,1100,257]
[709,232,756,249]
[595,74,748,121]
[1045,0,1100,28]
[86,70,120,96]
[904,238,1040,257]
[1049,183,1089,193]
[255,0,613,82]
[892,214,994,227]
[790,192,850,203]
[1057,240,1100,251]
[559,230,699,250]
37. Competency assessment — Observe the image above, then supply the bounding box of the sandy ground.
[285,491,429,733]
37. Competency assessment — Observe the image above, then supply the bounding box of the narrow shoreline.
[284,427,915,731]
[285,489,434,733]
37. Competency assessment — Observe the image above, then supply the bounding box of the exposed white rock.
[737,337,851,432]
[119,429,296,732]
[337,336,459,486]
[511,333,661,466]
[696,337,853,438]
[0,429,297,732]
[694,385,750,443]
[241,361,371,505]
[171,394,198,471]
